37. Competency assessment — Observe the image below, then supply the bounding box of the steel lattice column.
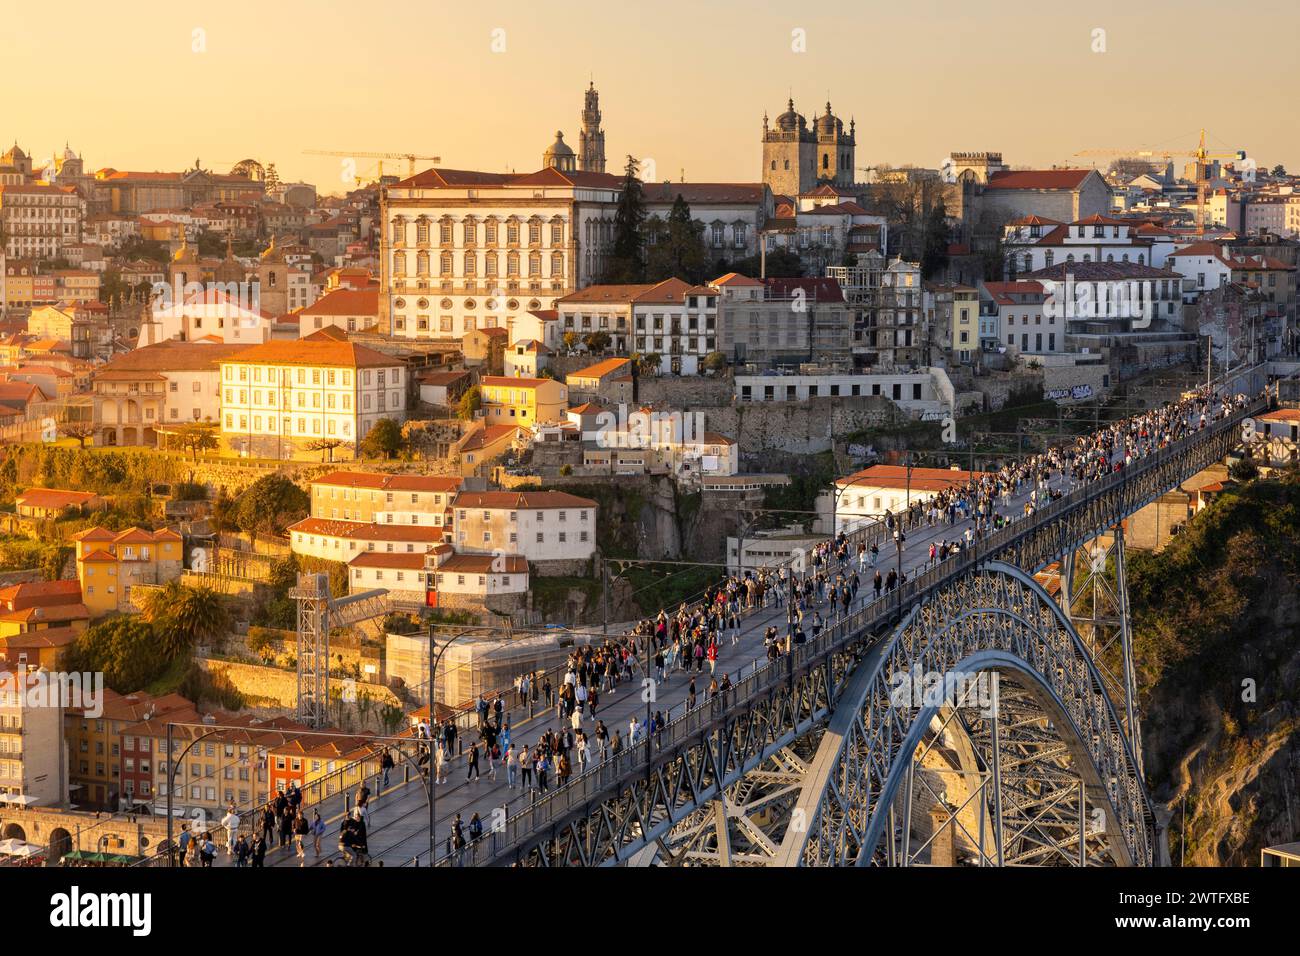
[290,572,331,728]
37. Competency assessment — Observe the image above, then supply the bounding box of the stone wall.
[1127,463,1229,551]
[1041,363,1112,404]
[198,658,401,710]
[0,805,171,859]
[637,374,734,408]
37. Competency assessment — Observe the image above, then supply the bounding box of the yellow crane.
[302,149,442,182]
[1074,129,1245,233]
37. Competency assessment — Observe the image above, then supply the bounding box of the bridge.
[420,388,1266,868]
[116,370,1270,871]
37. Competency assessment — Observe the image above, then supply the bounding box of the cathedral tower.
[578,82,606,173]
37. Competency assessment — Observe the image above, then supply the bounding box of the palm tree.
[142,581,232,659]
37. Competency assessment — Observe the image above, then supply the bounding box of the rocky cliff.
[1128,473,1300,865]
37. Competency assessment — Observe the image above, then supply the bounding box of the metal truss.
[289,573,388,727]
[775,564,1153,867]
[1059,524,1143,770]
[441,402,1260,867]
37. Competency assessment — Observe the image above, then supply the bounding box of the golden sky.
[4,0,1296,192]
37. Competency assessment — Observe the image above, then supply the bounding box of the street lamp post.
[426,624,469,864]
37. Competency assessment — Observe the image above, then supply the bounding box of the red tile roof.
[312,471,463,493]
[985,169,1096,191]
[15,488,99,510]
[223,335,397,368]
[437,553,528,574]
[452,490,596,510]
[348,548,448,569]
[288,517,447,542]
[837,465,989,494]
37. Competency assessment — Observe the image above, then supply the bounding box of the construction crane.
[303,149,441,181]
[1074,129,1245,233]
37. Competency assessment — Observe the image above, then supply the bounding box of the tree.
[582,330,611,353]
[305,437,346,462]
[141,580,232,659]
[645,195,708,283]
[100,269,128,309]
[562,331,580,352]
[210,489,239,534]
[637,353,662,377]
[727,247,803,278]
[57,418,94,448]
[361,418,404,459]
[1228,457,1258,482]
[235,473,309,536]
[68,617,165,693]
[163,422,218,462]
[701,351,728,373]
[1271,164,1287,177]
[920,197,951,278]
[457,385,481,421]
[605,155,647,282]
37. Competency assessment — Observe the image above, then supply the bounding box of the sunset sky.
[4,0,1296,192]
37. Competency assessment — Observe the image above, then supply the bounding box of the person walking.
[221,805,240,855]
[293,809,309,866]
[311,810,325,857]
[466,742,481,782]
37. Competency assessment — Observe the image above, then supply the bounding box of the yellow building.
[453,423,524,476]
[479,375,568,426]
[73,527,184,616]
[64,690,194,811]
[952,286,979,365]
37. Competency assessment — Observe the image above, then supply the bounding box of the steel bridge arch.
[771,561,1156,867]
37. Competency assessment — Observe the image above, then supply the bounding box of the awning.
[0,838,42,857]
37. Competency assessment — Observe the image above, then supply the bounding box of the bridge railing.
[436,399,1265,865]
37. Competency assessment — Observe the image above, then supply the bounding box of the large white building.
[0,662,66,807]
[832,465,987,535]
[556,278,719,374]
[980,281,1061,355]
[92,339,251,446]
[218,327,407,459]
[141,287,276,347]
[450,490,597,568]
[309,470,463,526]
[1003,215,1162,276]
[379,163,624,343]
[642,182,772,261]
[0,183,83,260]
